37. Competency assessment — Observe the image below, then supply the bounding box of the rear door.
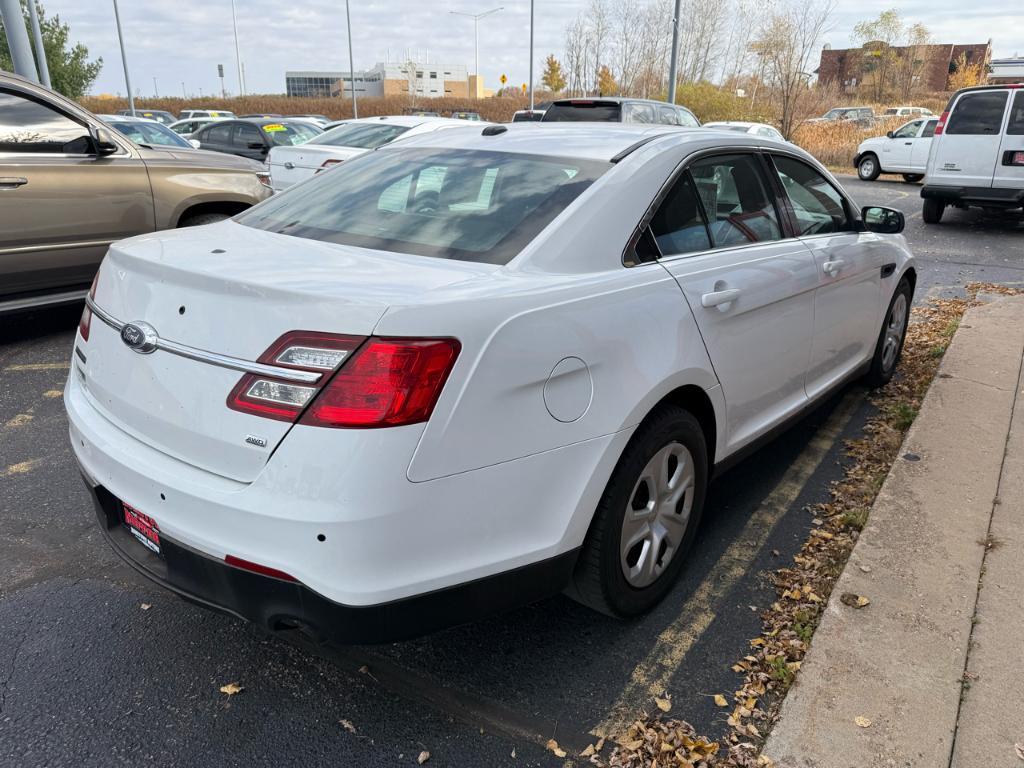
[929,89,1010,187]
[654,153,817,452]
[0,87,153,299]
[993,89,1024,191]
[768,154,881,397]
[231,122,269,161]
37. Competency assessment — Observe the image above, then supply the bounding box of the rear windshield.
[543,101,622,122]
[312,123,410,149]
[237,148,609,264]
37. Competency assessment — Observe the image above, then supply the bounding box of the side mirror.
[189,139,201,149]
[862,205,905,234]
[886,130,894,138]
[91,127,119,156]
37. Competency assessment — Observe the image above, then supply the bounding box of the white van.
[921,84,1024,223]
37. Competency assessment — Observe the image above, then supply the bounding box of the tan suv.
[0,72,272,313]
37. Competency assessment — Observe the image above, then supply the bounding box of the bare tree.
[753,0,835,138]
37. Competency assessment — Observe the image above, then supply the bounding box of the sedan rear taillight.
[227,332,460,428]
[78,272,99,342]
[227,331,365,422]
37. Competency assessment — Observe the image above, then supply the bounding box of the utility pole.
[231,0,244,96]
[345,0,358,117]
[218,64,226,99]
[181,81,186,98]
[153,77,158,97]
[26,0,50,88]
[667,0,682,104]
[528,0,535,110]
[449,6,503,98]
[0,0,39,81]
[111,0,135,115]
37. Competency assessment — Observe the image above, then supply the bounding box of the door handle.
[904,142,913,145]
[701,288,741,308]
[284,161,295,169]
[0,177,28,190]
[822,259,845,276]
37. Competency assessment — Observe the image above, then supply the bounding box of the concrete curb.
[763,296,1024,768]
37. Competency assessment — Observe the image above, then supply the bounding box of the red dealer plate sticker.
[122,502,161,555]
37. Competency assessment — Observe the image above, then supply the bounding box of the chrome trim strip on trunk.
[85,296,323,385]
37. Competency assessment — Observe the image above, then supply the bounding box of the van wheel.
[857,154,880,181]
[567,406,708,617]
[902,174,923,183]
[922,198,945,224]
[865,278,912,388]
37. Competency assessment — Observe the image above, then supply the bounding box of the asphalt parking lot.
[1,179,1021,768]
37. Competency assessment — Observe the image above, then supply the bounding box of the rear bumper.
[86,481,578,644]
[921,185,1024,208]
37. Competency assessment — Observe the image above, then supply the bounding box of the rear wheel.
[865,278,912,388]
[922,198,945,224]
[567,406,708,617]
[902,173,923,183]
[857,154,880,181]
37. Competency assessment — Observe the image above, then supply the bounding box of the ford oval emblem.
[120,321,158,354]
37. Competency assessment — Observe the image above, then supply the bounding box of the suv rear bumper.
[921,185,1024,208]
[87,481,579,644]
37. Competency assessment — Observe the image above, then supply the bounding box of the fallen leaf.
[339,719,356,734]
[714,694,728,707]
[859,564,872,573]
[580,744,596,757]
[417,750,430,764]
[854,716,872,728]
[840,592,871,608]
[510,748,516,758]
[1015,742,1024,761]
[140,603,151,611]
[546,739,566,758]
[654,695,672,712]
[219,682,243,696]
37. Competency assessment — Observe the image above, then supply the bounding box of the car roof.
[373,123,804,163]
[704,121,766,128]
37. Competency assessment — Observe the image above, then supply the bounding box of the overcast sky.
[35,1,1023,99]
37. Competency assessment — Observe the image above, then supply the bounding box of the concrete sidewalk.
[764,296,1024,768]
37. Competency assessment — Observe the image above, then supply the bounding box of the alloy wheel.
[882,293,908,372]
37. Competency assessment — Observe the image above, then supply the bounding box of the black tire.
[178,212,230,227]
[902,173,923,183]
[865,277,913,388]
[567,405,708,617]
[922,198,945,224]
[857,154,881,181]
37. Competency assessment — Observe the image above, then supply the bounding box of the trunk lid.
[268,144,366,190]
[80,221,493,482]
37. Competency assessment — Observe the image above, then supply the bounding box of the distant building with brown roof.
[818,41,992,92]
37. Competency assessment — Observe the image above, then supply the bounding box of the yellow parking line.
[3,363,70,372]
[1,458,43,478]
[592,390,862,740]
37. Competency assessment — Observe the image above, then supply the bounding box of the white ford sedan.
[66,124,915,642]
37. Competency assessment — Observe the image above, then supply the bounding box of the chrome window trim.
[85,296,323,385]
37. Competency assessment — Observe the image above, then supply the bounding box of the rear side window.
[1007,91,1024,135]
[771,156,851,236]
[543,101,622,122]
[688,154,782,247]
[623,103,657,124]
[0,90,91,154]
[237,148,609,265]
[946,91,1009,135]
[649,173,711,256]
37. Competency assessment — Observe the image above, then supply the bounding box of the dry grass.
[791,116,909,169]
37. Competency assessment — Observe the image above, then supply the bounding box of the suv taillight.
[78,272,99,342]
[227,331,365,422]
[300,337,460,428]
[227,333,460,428]
[934,110,950,135]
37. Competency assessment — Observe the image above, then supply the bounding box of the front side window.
[677,109,700,127]
[921,119,938,138]
[947,91,1009,135]
[234,122,262,148]
[0,90,91,154]
[648,172,711,256]
[772,155,851,236]
[893,120,923,139]
[658,106,681,126]
[237,148,609,265]
[687,154,782,247]
[203,123,232,143]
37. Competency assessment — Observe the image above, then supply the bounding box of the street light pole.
[0,0,39,81]
[111,0,135,115]
[449,7,502,98]
[153,76,158,97]
[345,0,358,118]
[26,0,50,88]
[231,0,244,96]
[667,0,682,104]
